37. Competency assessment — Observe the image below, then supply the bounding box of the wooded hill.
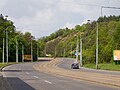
[38,15,120,64]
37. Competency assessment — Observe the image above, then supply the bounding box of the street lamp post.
[96,22,98,69]
[22,45,24,62]
[3,38,5,63]
[6,29,8,63]
[76,36,79,63]
[80,33,82,67]
[71,45,72,58]
[37,43,39,61]
[4,15,9,63]
[44,45,46,57]
[31,41,33,62]
[63,48,66,57]
[55,46,57,58]
[88,20,99,69]
[16,37,18,63]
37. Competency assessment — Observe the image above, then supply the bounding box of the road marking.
[26,72,30,75]
[44,80,52,85]
[33,76,39,79]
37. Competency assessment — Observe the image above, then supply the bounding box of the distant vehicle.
[71,63,79,69]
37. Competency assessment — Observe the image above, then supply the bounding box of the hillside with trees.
[38,15,120,64]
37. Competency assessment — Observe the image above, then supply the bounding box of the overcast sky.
[0,0,120,38]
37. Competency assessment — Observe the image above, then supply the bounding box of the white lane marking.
[33,76,39,79]
[44,80,52,85]
[26,72,30,75]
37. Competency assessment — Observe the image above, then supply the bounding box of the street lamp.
[80,32,84,67]
[22,45,24,62]
[2,38,5,63]
[15,36,18,63]
[76,36,79,63]
[96,22,98,69]
[63,48,66,58]
[88,20,99,69]
[71,44,73,58]
[54,46,57,58]
[6,28,8,63]
[5,26,13,63]
[31,40,33,62]
[37,42,39,61]
[4,15,9,63]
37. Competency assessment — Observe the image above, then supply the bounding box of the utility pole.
[6,30,8,63]
[31,41,33,62]
[88,20,99,69]
[44,45,46,57]
[55,46,56,58]
[101,6,120,17]
[71,45,72,58]
[80,33,82,67]
[22,45,24,62]
[37,43,38,60]
[3,38,4,63]
[16,37,18,63]
[61,50,63,57]
[76,36,79,63]
[96,22,98,69]
[101,6,103,17]
[63,49,66,57]
[4,15,9,63]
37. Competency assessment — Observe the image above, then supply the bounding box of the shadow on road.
[2,70,22,72]
[38,59,51,62]
[2,70,35,72]
[6,77,35,90]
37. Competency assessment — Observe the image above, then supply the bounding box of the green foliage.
[38,15,120,64]
[0,14,38,62]
[113,21,120,49]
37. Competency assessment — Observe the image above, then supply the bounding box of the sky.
[0,0,120,38]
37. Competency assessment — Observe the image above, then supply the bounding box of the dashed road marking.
[33,76,39,79]
[26,72,30,75]
[44,80,52,84]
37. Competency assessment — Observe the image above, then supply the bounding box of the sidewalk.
[34,59,120,87]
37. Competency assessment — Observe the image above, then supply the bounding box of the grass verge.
[0,62,17,69]
[84,63,120,71]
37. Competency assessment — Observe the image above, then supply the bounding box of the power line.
[101,6,120,16]
[44,0,101,7]
[102,6,120,9]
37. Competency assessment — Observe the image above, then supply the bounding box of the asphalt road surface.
[58,58,120,75]
[2,60,120,90]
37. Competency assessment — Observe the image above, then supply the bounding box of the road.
[2,59,120,90]
[58,58,120,75]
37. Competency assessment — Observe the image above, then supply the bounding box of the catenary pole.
[2,38,5,63]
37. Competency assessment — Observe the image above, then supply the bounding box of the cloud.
[0,0,7,10]
[17,9,54,25]
[62,22,80,29]
[80,19,89,25]
[58,0,120,18]
[1,0,120,38]
[10,9,56,37]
